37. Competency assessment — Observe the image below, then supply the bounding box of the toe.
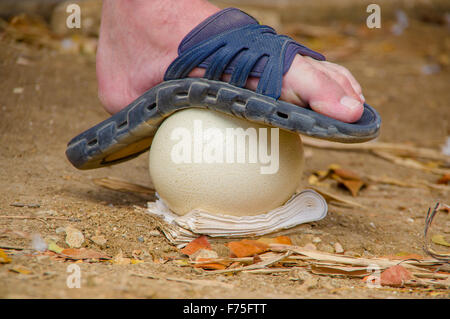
[320,60,364,102]
[282,55,364,123]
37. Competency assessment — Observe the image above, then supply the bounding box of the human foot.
[97,0,365,123]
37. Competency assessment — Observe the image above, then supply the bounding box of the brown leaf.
[60,248,110,260]
[311,264,368,278]
[180,235,212,256]
[227,239,269,258]
[439,204,450,213]
[257,236,292,246]
[332,168,361,181]
[437,174,450,184]
[194,258,228,270]
[380,265,413,287]
[190,248,218,261]
[338,179,366,197]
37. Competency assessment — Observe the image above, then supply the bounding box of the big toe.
[282,55,364,123]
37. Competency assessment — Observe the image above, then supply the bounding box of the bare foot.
[97,0,365,123]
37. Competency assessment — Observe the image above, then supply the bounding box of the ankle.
[101,0,219,51]
[97,0,219,114]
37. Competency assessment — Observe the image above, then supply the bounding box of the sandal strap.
[164,19,325,100]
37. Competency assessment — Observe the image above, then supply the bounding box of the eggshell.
[149,108,304,216]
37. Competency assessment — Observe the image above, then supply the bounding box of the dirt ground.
[0,1,449,299]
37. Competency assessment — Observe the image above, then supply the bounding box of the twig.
[366,175,449,192]
[92,177,155,196]
[0,216,80,222]
[202,251,292,275]
[302,136,449,163]
[423,203,450,263]
[131,273,234,289]
[372,151,449,176]
[309,187,365,208]
[0,244,26,250]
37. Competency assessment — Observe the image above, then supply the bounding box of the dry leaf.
[338,179,366,197]
[173,259,190,267]
[439,204,450,213]
[431,234,450,247]
[180,236,212,256]
[380,265,413,287]
[437,174,450,184]
[194,258,228,270]
[0,249,12,264]
[191,249,230,270]
[310,264,368,277]
[93,177,155,196]
[332,168,361,181]
[47,241,64,254]
[191,248,218,261]
[227,239,269,258]
[308,174,329,187]
[60,248,110,260]
[383,253,425,260]
[310,187,365,208]
[111,250,131,265]
[257,236,292,246]
[9,266,32,275]
[310,165,366,197]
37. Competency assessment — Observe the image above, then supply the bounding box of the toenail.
[360,94,365,102]
[340,96,362,112]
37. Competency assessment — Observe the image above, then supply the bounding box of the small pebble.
[148,230,161,237]
[137,236,145,243]
[90,235,107,246]
[65,226,85,248]
[369,222,376,229]
[312,237,322,243]
[55,227,66,234]
[334,242,344,254]
[16,56,31,66]
[321,244,335,254]
[406,218,414,223]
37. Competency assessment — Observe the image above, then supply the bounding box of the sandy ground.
[0,1,449,299]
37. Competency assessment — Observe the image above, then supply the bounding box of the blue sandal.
[66,8,381,169]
